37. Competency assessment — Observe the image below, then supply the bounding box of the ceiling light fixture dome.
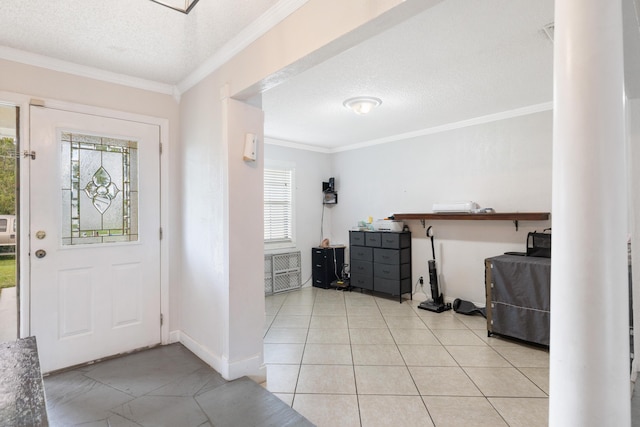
[343,97,382,115]
[150,0,200,14]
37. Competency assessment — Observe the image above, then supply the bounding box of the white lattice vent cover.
[273,252,301,272]
[273,271,301,293]
[265,251,301,294]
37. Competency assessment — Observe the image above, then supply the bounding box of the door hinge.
[159,227,163,240]
[159,143,163,155]
[160,313,164,326]
[23,150,36,160]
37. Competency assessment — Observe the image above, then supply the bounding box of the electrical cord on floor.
[301,274,312,286]
[412,276,425,295]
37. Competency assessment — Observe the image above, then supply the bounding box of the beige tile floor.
[262,286,549,427]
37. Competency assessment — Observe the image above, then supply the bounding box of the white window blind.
[264,168,293,243]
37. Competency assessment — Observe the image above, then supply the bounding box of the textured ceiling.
[262,0,556,149]
[1,0,639,151]
[0,0,281,85]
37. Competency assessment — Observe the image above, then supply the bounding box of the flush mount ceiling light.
[149,0,200,14]
[343,97,382,115]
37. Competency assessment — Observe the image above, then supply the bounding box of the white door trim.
[0,92,171,345]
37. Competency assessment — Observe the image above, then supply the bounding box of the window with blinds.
[264,167,294,244]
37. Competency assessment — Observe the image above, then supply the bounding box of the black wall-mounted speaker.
[322,177,335,193]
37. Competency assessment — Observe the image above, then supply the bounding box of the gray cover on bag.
[489,255,551,346]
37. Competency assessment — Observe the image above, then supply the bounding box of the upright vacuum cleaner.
[418,226,452,313]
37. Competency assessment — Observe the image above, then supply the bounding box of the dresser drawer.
[351,260,373,277]
[351,246,373,261]
[380,232,411,249]
[374,277,411,296]
[365,232,381,247]
[374,262,411,280]
[350,231,365,246]
[312,249,327,268]
[374,248,411,265]
[351,273,373,290]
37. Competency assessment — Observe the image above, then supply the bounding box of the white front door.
[29,106,161,373]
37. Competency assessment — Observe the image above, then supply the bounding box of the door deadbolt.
[36,230,46,240]
[35,249,46,259]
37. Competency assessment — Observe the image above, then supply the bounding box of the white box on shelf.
[373,220,404,232]
[432,201,479,213]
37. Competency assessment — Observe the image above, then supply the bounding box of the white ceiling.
[1,0,639,152]
[262,0,555,150]
[0,0,284,86]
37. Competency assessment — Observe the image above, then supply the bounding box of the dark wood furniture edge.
[393,212,550,231]
[392,212,550,221]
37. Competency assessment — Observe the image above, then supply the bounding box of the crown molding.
[177,0,310,94]
[266,102,553,154]
[330,101,554,153]
[0,45,176,96]
[264,136,332,153]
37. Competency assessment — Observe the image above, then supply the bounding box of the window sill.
[264,241,297,252]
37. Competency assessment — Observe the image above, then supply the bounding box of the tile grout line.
[345,292,364,427]
[290,287,317,411]
[267,288,550,426]
[392,297,439,426]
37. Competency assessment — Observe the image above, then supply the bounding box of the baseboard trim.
[179,331,265,382]
[168,330,181,344]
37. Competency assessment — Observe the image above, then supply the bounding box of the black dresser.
[349,231,412,302]
[312,246,345,288]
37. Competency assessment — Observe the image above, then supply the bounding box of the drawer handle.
[315,264,322,268]
[383,256,390,260]
[383,269,391,274]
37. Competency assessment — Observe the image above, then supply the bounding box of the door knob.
[35,249,46,258]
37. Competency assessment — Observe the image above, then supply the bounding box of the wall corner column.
[550,0,630,425]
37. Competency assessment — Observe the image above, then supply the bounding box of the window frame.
[264,161,296,250]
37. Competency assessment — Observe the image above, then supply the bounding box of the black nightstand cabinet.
[349,230,412,302]
[312,247,345,288]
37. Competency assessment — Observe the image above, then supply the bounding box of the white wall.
[178,0,411,380]
[178,76,228,366]
[264,142,332,285]
[226,99,266,375]
[330,110,553,304]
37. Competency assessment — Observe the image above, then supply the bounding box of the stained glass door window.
[61,132,138,245]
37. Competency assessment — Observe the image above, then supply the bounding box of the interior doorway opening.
[0,104,19,343]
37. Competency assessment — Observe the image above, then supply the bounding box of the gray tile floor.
[43,343,312,427]
[263,287,549,427]
[29,285,640,426]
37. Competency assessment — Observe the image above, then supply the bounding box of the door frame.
[0,92,171,345]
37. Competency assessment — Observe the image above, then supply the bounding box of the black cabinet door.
[312,247,344,288]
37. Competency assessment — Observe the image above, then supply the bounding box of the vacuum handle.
[427,226,436,260]
[428,259,440,303]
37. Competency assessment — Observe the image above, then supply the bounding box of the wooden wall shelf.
[392,212,550,231]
